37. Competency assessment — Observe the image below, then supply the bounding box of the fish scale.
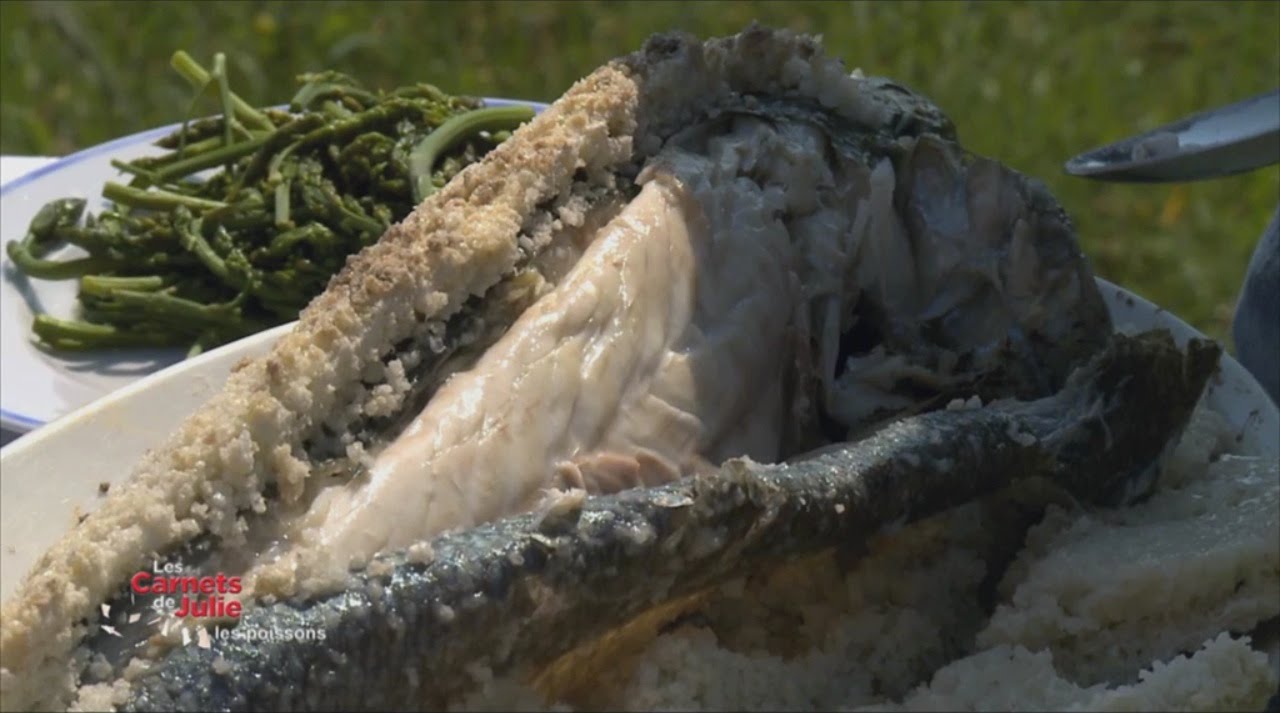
[122,331,1219,712]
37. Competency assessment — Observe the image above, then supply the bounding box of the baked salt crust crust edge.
[0,25,944,712]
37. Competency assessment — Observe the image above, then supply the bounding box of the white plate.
[0,98,547,434]
[2,278,1276,600]
[0,320,291,601]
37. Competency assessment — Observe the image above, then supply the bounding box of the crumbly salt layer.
[67,679,131,713]
[978,423,1279,684]
[859,632,1277,712]
[450,676,574,713]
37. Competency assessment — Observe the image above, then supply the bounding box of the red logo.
[131,561,243,619]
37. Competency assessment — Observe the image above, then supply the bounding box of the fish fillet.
[278,164,796,581]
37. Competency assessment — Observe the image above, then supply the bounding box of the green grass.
[1,0,1277,342]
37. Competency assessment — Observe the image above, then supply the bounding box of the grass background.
[1,0,1277,343]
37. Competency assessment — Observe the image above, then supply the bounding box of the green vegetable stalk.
[5,51,533,355]
[409,104,535,203]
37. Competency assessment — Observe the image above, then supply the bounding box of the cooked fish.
[4,25,1134,712]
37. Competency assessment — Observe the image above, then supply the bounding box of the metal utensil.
[1064,89,1280,182]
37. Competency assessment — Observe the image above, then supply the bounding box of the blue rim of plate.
[0,97,548,433]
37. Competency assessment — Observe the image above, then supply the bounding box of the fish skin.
[119,331,1219,712]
